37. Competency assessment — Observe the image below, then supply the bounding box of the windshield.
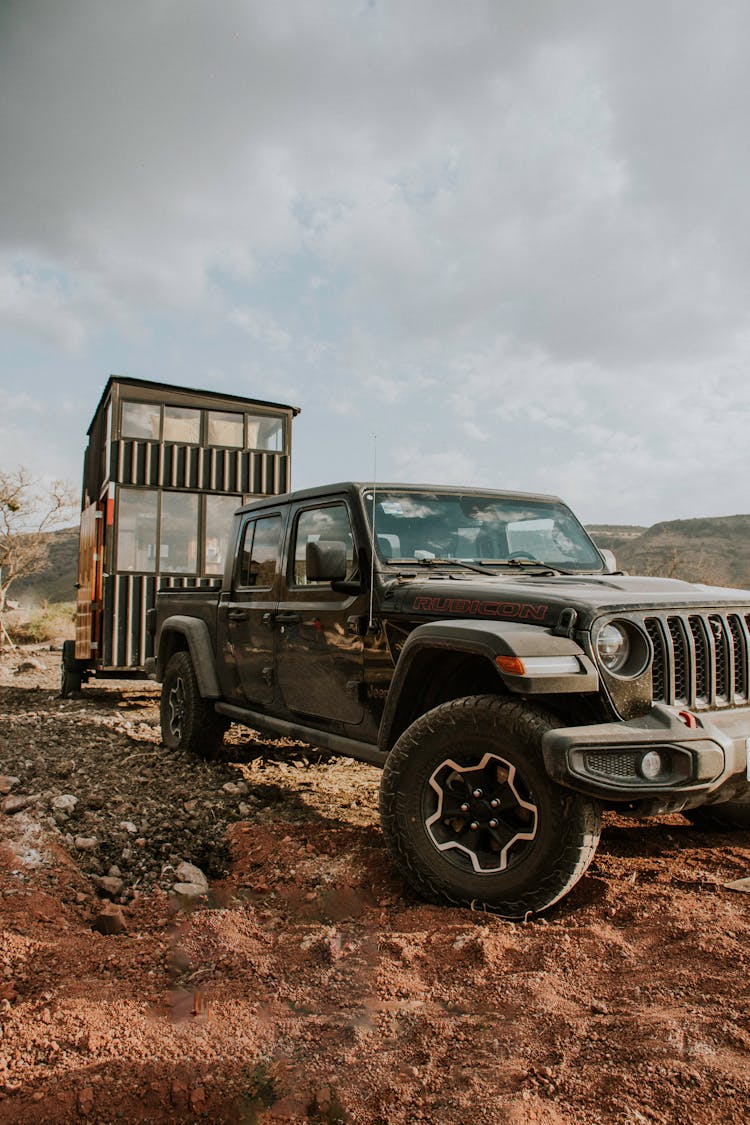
[363,489,604,572]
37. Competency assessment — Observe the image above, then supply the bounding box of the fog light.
[639,750,665,780]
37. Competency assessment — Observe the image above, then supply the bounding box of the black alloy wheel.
[160,650,229,757]
[379,695,602,919]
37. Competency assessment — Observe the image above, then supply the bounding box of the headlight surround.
[595,619,651,678]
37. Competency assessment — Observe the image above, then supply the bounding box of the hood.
[382,571,750,632]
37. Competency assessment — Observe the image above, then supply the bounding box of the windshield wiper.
[383,556,595,577]
[495,558,581,576]
[384,557,496,576]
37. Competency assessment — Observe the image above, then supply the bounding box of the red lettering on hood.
[411,596,548,621]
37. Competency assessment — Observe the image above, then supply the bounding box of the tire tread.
[379,695,601,919]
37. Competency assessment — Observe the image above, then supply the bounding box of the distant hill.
[8,514,750,607]
[588,514,750,590]
[10,526,79,607]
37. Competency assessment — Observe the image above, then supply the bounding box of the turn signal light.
[496,655,527,675]
[496,654,581,676]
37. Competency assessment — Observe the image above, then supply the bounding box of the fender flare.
[156,615,221,699]
[377,619,597,754]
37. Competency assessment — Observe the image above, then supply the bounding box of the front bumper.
[542,703,750,812]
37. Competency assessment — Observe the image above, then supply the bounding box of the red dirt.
[1,651,749,1123]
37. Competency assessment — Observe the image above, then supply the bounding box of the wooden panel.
[75,502,103,661]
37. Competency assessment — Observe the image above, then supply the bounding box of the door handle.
[275,612,302,626]
[228,609,249,622]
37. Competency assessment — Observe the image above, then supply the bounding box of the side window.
[121,400,161,440]
[238,515,281,589]
[292,504,355,586]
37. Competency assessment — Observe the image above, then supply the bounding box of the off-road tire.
[60,640,83,698]
[160,651,229,757]
[684,797,750,832]
[379,695,602,919]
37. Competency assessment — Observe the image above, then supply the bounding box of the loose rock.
[52,794,78,813]
[175,861,208,890]
[92,904,127,935]
[1,794,29,814]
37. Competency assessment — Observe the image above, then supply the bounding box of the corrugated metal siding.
[114,440,285,495]
[105,574,222,667]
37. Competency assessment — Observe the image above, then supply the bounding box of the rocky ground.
[0,646,749,1124]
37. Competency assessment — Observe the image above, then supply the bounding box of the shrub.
[8,602,76,644]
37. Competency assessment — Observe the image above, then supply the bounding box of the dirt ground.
[0,647,748,1124]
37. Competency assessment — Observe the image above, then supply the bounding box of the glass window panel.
[116,489,158,573]
[163,405,200,444]
[238,522,255,588]
[121,400,161,440]
[293,504,355,585]
[238,515,281,588]
[207,410,243,447]
[246,414,284,452]
[205,494,241,575]
[366,490,603,569]
[160,492,199,574]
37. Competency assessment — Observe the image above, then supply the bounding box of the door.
[274,499,366,725]
[222,512,283,706]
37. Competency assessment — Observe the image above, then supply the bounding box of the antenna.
[368,435,377,630]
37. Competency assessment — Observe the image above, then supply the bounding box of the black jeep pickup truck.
[150,482,750,918]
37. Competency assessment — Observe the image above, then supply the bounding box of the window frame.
[288,501,357,589]
[115,486,244,577]
[119,399,163,442]
[235,513,283,591]
[162,404,202,446]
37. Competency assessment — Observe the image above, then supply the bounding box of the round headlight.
[597,623,630,673]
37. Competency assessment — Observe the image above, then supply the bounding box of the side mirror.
[306,540,348,582]
[599,548,618,574]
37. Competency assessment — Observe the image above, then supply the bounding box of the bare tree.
[0,467,76,643]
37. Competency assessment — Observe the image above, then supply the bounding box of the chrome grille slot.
[645,618,666,702]
[727,615,747,700]
[667,617,688,703]
[643,610,750,710]
[688,616,709,704]
[708,614,729,702]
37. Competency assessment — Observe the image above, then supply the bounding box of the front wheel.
[160,650,229,757]
[379,696,602,919]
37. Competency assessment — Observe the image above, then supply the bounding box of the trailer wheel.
[379,696,602,919]
[161,651,228,757]
[60,640,83,698]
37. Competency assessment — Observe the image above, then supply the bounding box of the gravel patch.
[0,647,360,905]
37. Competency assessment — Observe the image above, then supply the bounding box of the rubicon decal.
[411,596,549,621]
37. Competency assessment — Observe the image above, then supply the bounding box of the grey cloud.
[2,1,750,521]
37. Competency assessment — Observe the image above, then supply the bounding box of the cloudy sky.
[1,0,749,525]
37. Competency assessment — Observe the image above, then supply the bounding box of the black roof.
[237,481,563,514]
[87,374,300,435]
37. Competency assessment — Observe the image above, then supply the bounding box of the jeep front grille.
[644,612,750,710]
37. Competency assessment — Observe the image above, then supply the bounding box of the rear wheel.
[160,650,229,757]
[684,797,750,832]
[379,695,602,919]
